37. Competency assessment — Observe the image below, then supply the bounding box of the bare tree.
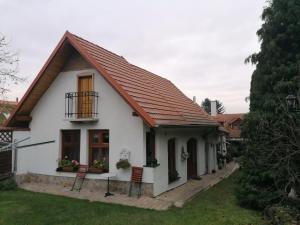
[0,34,24,125]
[0,34,23,96]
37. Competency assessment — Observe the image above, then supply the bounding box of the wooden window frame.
[146,129,156,166]
[77,73,94,118]
[88,130,109,172]
[61,129,80,161]
[77,72,94,92]
[168,138,179,183]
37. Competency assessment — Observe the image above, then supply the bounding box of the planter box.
[88,167,104,174]
[62,167,74,172]
[56,167,76,172]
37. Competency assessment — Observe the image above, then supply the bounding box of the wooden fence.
[0,130,12,179]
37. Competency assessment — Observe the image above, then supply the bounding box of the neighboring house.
[3,31,222,197]
[213,113,245,141]
[0,100,18,126]
[213,112,245,161]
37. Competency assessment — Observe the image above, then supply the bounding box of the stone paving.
[20,162,238,211]
[156,162,238,208]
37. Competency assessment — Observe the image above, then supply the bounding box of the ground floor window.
[61,130,80,161]
[146,129,157,167]
[168,138,179,183]
[88,130,109,173]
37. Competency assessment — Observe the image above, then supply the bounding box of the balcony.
[65,91,99,122]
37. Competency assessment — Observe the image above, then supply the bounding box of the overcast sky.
[0,0,266,113]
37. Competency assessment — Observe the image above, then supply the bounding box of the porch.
[19,162,238,211]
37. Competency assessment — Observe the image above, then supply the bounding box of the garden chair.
[128,166,143,198]
[71,165,88,192]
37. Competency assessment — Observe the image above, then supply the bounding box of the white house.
[4,31,222,197]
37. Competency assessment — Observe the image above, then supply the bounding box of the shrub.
[0,178,17,191]
[235,167,281,210]
[265,204,300,225]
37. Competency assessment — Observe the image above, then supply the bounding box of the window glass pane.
[89,130,109,172]
[62,130,80,162]
[91,148,109,161]
[64,146,80,161]
[92,132,99,143]
[102,131,109,143]
[63,132,72,143]
[92,148,101,161]
[146,131,155,165]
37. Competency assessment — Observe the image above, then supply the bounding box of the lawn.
[0,172,266,225]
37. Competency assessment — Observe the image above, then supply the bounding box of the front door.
[187,138,197,179]
[205,142,209,174]
[78,76,93,118]
[168,138,177,183]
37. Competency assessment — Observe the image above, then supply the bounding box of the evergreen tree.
[201,98,225,114]
[236,0,300,209]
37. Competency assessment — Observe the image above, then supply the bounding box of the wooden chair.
[71,165,88,192]
[128,166,143,198]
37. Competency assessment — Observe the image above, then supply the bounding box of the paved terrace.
[20,162,238,211]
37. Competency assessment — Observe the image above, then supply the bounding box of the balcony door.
[78,75,93,118]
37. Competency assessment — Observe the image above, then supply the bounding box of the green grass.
[0,172,266,225]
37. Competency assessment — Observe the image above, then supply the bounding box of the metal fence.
[65,91,99,119]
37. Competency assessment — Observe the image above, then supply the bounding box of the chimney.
[16,97,18,103]
[210,100,217,116]
[193,96,196,104]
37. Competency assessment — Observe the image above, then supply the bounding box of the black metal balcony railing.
[65,91,99,119]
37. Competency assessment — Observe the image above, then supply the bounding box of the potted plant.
[89,158,108,173]
[56,156,79,172]
[168,170,180,183]
[146,157,159,167]
[116,159,131,170]
[71,160,79,171]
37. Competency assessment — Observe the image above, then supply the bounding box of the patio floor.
[20,162,238,211]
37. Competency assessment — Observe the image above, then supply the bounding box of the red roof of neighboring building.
[4,31,218,128]
[0,100,18,126]
[213,113,245,139]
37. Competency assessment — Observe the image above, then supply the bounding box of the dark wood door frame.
[78,75,93,118]
[205,142,209,174]
[168,138,177,183]
[187,138,197,179]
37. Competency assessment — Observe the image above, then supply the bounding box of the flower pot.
[89,167,103,174]
[62,167,73,172]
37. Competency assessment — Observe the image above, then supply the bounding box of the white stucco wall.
[152,128,218,196]
[13,68,153,182]
[11,59,220,196]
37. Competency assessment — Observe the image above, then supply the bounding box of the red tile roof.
[213,113,245,139]
[5,31,218,128]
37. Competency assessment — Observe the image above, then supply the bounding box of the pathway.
[20,162,238,211]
